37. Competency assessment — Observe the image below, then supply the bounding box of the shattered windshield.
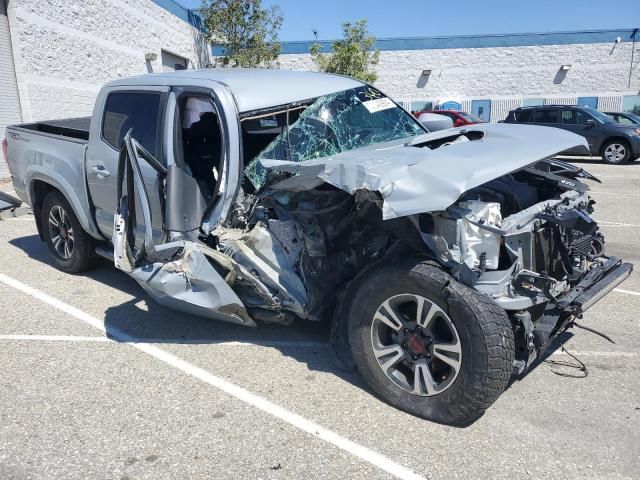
[243,86,425,189]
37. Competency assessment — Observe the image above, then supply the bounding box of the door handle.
[91,165,111,178]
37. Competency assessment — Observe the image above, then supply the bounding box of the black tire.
[346,259,514,426]
[601,139,631,164]
[41,191,98,273]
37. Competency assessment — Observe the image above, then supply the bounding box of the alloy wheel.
[370,293,462,396]
[48,205,75,259]
[604,143,627,163]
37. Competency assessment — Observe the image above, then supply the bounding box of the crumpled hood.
[261,123,589,219]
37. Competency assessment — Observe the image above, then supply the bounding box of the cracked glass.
[244,86,425,189]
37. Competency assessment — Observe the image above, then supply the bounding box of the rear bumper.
[557,257,633,313]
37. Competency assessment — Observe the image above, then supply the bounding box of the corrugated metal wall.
[0,0,22,178]
[491,99,522,122]
[544,97,578,106]
[597,96,623,112]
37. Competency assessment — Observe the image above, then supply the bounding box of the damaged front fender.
[131,242,256,326]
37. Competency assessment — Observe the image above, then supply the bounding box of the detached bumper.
[557,257,633,313]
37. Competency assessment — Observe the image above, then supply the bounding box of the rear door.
[561,108,597,154]
[531,108,560,128]
[86,87,168,240]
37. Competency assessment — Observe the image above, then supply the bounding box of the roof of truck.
[105,69,364,113]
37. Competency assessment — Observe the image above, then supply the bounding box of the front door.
[471,100,492,122]
[113,123,253,326]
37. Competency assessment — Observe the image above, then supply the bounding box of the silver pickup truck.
[4,69,632,426]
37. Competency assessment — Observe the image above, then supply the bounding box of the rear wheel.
[41,191,98,272]
[346,259,514,426]
[602,139,631,164]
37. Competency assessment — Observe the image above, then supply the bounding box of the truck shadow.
[9,234,364,388]
[11,233,576,409]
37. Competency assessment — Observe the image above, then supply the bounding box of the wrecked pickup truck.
[5,70,632,425]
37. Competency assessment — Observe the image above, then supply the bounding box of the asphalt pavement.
[0,159,638,480]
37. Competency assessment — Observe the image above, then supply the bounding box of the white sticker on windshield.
[362,97,395,113]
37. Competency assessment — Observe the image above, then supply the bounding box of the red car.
[415,110,485,127]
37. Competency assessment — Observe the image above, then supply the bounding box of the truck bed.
[15,117,90,142]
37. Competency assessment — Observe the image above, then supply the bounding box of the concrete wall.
[5,0,209,123]
[278,38,640,121]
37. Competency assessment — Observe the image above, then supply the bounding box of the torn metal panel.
[130,242,256,326]
[258,123,589,220]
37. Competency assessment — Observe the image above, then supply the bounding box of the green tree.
[310,20,380,83]
[201,0,283,68]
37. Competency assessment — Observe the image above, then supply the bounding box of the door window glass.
[616,115,634,125]
[102,92,162,158]
[576,111,590,125]
[514,109,533,122]
[533,109,559,124]
[561,109,577,125]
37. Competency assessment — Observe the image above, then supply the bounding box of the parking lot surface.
[1,159,639,480]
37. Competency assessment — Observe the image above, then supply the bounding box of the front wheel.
[346,260,514,426]
[41,191,98,273]
[602,139,631,164]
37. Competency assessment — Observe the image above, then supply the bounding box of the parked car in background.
[605,111,640,126]
[415,110,485,127]
[504,105,640,164]
[415,112,454,131]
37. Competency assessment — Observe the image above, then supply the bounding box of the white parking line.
[597,222,640,227]
[0,334,328,348]
[0,272,426,480]
[0,334,112,342]
[614,288,640,297]
[549,350,637,358]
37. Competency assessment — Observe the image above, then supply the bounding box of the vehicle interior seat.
[183,111,222,201]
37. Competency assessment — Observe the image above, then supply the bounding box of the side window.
[576,111,590,125]
[102,92,162,158]
[534,109,559,124]
[515,110,532,122]
[561,109,577,125]
[617,116,634,125]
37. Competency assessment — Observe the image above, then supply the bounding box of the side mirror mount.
[454,118,464,127]
[585,118,596,127]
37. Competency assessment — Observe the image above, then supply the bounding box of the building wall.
[278,34,640,121]
[5,0,209,123]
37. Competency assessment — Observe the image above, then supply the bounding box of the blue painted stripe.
[277,29,635,54]
[150,0,203,30]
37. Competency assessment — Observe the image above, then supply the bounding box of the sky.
[178,0,639,41]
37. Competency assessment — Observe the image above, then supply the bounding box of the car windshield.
[242,86,425,189]
[587,108,614,124]
[627,113,640,124]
